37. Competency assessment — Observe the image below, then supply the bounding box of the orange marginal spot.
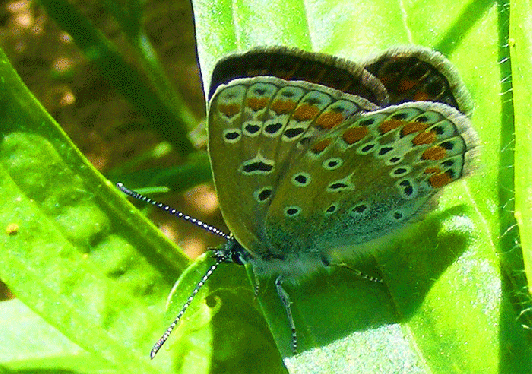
[429,172,453,188]
[412,131,437,145]
[379,119,407,134]
[424,166,441,174]
[310,139,331,154]
[246,97,270,111]
[421,145,446,160]
[293,103,320,121]
[398,78,418,92]
[316,111,344,129]
[401,122,429,136]
[271,99,296,115]
[413,91,430,101]
[342,127,368,144]
[218,103,241,118]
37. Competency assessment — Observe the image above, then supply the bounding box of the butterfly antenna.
[150,256,225,359]
[116,183,230,240]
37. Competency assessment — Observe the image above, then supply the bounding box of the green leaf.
[0,299,109,372]
[2,0,532,373]
[0,43,191,372]
[510,0,532,299]
[191,0,532,372]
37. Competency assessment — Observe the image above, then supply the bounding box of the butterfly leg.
[275,275,298,354]
[337,263,384,284]
[254,281,261,300]
[251,272,261,300]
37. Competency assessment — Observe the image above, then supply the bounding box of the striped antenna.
[117,182,237,358]
[150,256,226,358]
[117,183,230,240]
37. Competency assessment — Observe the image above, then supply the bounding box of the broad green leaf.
[1,0,531,373]
[0,43,190,372]
[0,299,109,372]
[510,0,532,295]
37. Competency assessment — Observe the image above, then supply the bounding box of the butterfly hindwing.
[265,100,477,254]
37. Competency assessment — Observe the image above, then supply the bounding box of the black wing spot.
[329,182,348,190]
[440,141,454,150]
[285,207,301,216]
[281,90,295,98]
[265,122,283,134]
[244,124,261,134]
[359,118,375,126]
[433,125,444,135]
[284,128,305,139]
[360,144,375,153]
[378,146,394,156]
[224,131,240,140]
[391,112,408,120]
[292,173,310,187]
[242,161,273,174]
[257,188,272,201]
[393,211,404,220]
[399,179,414,196]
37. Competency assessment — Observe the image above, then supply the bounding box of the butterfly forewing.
[208,76,379,256]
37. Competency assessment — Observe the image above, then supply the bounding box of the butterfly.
[119,45,478,358]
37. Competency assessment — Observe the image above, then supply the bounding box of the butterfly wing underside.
[208,46,477,261]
